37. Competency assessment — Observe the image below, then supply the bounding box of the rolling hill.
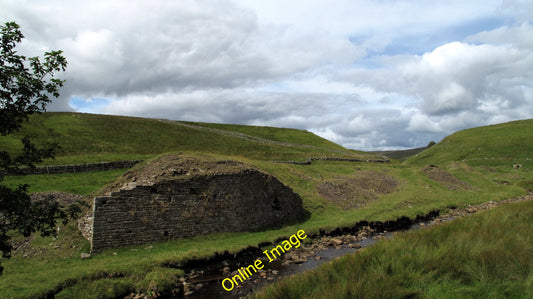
[407,119,533,167]
[0,112,382,165]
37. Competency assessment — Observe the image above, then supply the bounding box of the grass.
[407,119,533,167]
[179,121,347,150]
[1,169,128,195]
[253,160,528,225]
[0,113,532,297]
[0,112,375,165]
[1,158,530,298]
[0,220,318,298]
[252,200,533,299]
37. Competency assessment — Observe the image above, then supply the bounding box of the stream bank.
[167,213,437,298]
[125,194,532,299]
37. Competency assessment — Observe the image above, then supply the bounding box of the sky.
[2,0,532,151]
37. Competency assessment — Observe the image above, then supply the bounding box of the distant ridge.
[372,147,428,161]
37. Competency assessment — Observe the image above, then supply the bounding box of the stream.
[172,222,429,299]
[183,238,384,298]
[166,195,532,299]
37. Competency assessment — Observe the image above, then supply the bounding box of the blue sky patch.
[69,97,111,113]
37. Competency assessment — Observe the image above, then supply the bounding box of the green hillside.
[0,112,377,165]
[1,114,532,298]
[179,121,346,150]
[408,119,533,167]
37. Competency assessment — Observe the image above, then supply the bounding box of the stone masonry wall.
[90,169,305,252]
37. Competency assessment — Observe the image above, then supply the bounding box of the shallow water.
[175,230,403,298]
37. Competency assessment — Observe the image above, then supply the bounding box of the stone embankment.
[83,154,307,253]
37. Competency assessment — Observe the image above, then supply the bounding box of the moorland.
[0,112,531,298]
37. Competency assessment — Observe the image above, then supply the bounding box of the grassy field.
[0,113,532,298]
[252,199,533,299]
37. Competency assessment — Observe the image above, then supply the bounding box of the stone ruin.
[79,153,306,253]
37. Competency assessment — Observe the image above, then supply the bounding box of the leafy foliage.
[0,21,69,275]
[1,22,67,135]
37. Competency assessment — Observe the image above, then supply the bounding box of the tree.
[427,141,436,148]
[0,21,72,275]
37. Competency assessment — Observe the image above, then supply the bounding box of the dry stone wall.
[1,160,142,176]
[89,169,305,252]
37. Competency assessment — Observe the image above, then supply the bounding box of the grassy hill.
[179,121,347,150]
[407,119,533,167]
[0,112,377,165]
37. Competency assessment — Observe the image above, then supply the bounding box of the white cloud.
[469,22,533,49]
[336,22,533,148]
[407,114,442,133]
[1,0,532,150]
